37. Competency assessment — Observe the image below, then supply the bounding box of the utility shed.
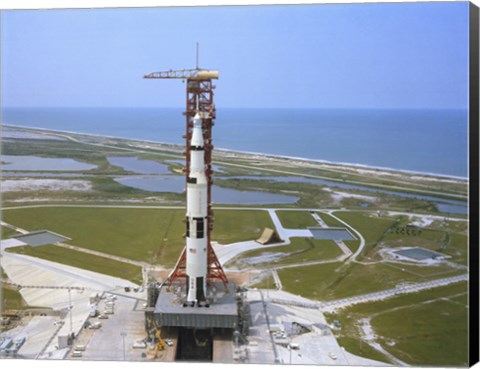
[153,282,238,329]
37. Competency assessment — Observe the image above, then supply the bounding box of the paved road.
[319,274,468,311]
[271,269,283,290]
[267,274,468,312]
[310,212,328,227]
[335,240,353,257]
[1,220,29,234]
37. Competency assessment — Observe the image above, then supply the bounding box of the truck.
[89,322,102,330]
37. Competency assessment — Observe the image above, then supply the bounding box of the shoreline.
[215,147,468,181]
[3,123,468,181]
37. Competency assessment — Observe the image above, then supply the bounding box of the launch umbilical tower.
[144,65,228,307]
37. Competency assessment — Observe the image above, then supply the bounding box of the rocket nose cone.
[194,113,201,121]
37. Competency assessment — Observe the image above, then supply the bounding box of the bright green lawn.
[334,211,398,245]
[325,282,468,367]
[1,287,27,311]
[3,207,184,265]
[212,209,274,244]
[333,212,399,258]
[3,207,274,267]
[278,259,461,301]
[275,211,318,229]
[373,298,468,366]
[230,237,343,268]
[1,226,19,239]
[316,212,346,227]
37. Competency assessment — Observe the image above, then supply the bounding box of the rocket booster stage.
[185,112,208,306]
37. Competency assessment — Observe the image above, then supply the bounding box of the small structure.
[312,323,331,336]
[13,230,69,247]
[393,247,450,261]
[308,227,356,241]
[256,228,282,245]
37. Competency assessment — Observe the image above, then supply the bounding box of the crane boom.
[144,68,219,80]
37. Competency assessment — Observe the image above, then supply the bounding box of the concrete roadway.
[319,274,468,312]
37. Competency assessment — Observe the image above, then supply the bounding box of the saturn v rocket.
[185,111,209,306]
[144,66,228,307]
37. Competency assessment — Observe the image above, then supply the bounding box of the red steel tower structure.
[144,67,228,292]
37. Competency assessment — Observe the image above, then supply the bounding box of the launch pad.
[153,282,238,329]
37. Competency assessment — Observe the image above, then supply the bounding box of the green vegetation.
[277,262,342,300]
[335,336,392,364]
[3,207,184,266]
[228,238,343,269]
[325,282,468,366]
[334,212,399,259]
[3,207,274,267]
[383,262,464,279]
[276,211,318,228]
[1,138,121,174]
[2,132,468,213]
[1,286,27,311]
[380,217,468,265]
[373,298,467,366]
[249,271,275,289]
[212,209,274,244]
[315,212,361,253]
[335,212,398,245]
[278,259,461,301]
[1,226,19,239]
[316,212,345,227]
[7,245,143,284]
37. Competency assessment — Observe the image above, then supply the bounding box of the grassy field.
[278,262,342,300]
[381,218,468,265]
[334,211,398,245]
[249,271,275,289]
[211,209,274,244]
[383,262,464,279]
[316,212,361,253]
[333,211,399,259]
[3,207,184,266]
[7,245,143,284]
[3,207,274,267]
[1,226,19,239]
[1,286,28,311]
[278,258,462,301]
[316,212,345,227]
[335,336,392,364]
[275,211,318,228]
[228,237,343,269]
[324,282,468,366]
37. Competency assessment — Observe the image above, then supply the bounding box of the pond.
[107,156,170,174]
[2,172,86,177]
[13,230,69,247]
[114,175,298,205]
[217,175,468,215]
[165,159,225,173]
[1,155,97,171]
[309,227,357,241]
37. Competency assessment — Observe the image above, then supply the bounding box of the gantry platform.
[153,282,238,329]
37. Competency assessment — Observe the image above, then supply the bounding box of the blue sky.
[1,2,469,109]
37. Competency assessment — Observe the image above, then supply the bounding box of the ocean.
[1,107,468,178]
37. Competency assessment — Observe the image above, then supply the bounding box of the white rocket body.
[185,113,208,305]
